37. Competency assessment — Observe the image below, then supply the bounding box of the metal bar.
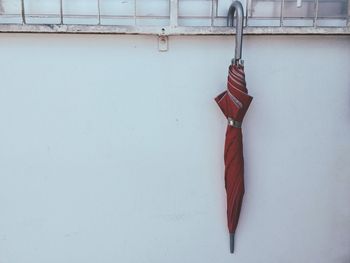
[0,24,348,35]
[347,0,350,26]
[170,0,178,27]
[13,14,170,20]
[134,0,137,25]
[211,0,214,26]
[244,0,248,27]
[313,0,319,27]
[211,0,218,26]
[60,0,63,24]
[21,0,26,24]
[280,0,285,26]
[97,0,101,25]
[6,13,346,21]
[247,0,253,18]
[1,12,348,21]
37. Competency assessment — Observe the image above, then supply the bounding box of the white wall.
[0,34,349,263]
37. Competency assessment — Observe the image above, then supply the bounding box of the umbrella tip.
[230,233,235,254]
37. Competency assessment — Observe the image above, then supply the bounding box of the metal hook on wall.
[227,1,244,66]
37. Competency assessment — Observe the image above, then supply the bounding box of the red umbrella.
[215,1,253,253]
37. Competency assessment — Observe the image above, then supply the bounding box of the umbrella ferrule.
[230,233,235,253]
[228,117,242,128]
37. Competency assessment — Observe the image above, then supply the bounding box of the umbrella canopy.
[215,64,252,253]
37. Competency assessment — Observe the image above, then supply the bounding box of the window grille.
[0,0,348,34]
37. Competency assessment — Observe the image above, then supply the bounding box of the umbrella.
[215,1,253,253]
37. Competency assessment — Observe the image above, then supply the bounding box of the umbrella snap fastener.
[227,117,242,128]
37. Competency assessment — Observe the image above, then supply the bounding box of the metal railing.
[0,0,348,35]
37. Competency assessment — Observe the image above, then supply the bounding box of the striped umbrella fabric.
[215,64,253,253]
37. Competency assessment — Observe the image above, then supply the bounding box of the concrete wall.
[0,34,349,263]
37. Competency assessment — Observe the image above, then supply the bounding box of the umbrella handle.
[227,1,244,66]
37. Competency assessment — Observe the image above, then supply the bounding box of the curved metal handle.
[227,1,244,65]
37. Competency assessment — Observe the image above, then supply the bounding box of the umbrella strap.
[227,117,242,128]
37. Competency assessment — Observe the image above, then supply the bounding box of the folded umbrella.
[215,64,252,253]
[215,1,253,253]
